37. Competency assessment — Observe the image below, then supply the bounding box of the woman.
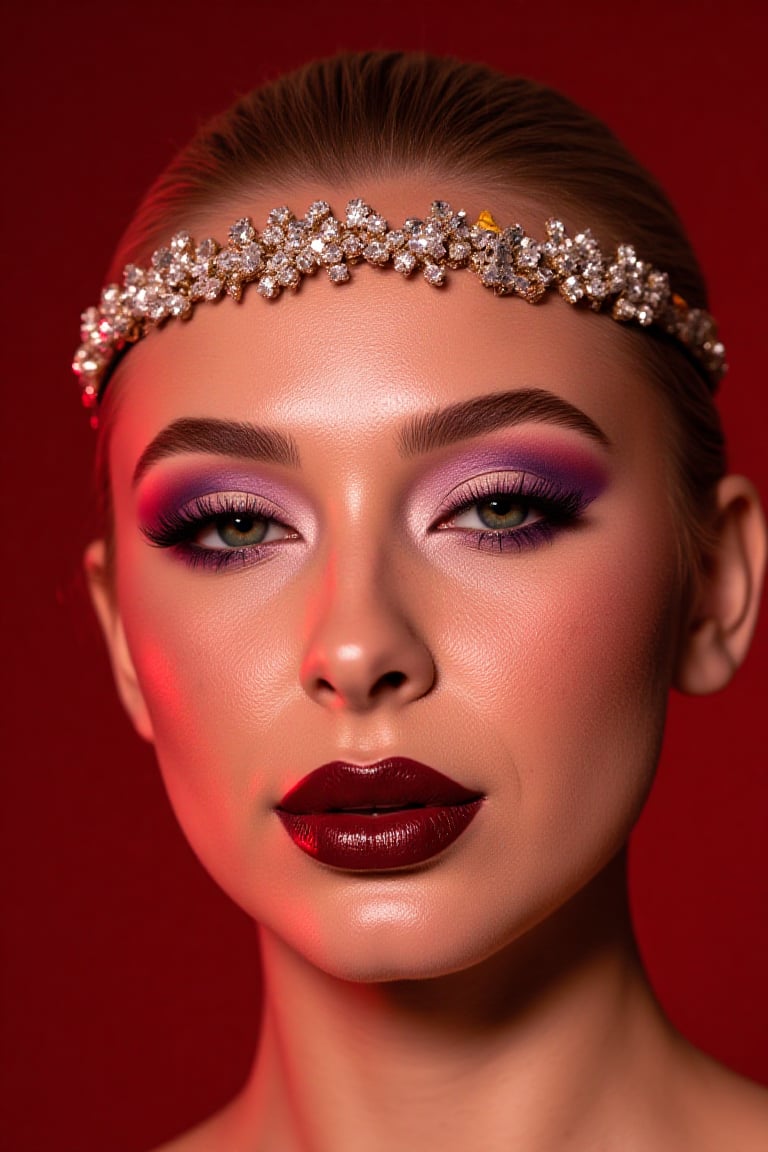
[75,53,768,1150]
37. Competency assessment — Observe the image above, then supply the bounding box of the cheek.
[110,471,684,970]
[114,536,309,871]
[427,497,682,874]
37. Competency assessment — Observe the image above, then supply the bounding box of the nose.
[299,554,436,713]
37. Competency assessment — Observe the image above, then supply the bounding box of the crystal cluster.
[74,199,726,408]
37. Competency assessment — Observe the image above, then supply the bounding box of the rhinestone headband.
[74,198,726,409]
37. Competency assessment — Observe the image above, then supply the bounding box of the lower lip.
[276,801,483,870]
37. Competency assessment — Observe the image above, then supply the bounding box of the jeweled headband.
[73,198,726,412]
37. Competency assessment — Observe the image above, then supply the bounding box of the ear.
[675,475,767,695]
[84,540,155,742]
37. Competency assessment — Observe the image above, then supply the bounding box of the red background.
[2,1,766,1148]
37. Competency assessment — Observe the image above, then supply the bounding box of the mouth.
[275,758,485,871]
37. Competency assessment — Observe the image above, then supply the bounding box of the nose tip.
[300,618,436,714]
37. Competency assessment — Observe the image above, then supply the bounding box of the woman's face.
[100,182,685,981]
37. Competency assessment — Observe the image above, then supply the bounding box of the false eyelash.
[433,471,588,554]
[141,492,293,572]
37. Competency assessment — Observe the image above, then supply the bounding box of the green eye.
[212,514,270,548]
[475,497,528,530]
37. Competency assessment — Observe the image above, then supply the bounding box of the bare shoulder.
[149,1130,206,1152]
[143,1048,768,1152]
[146,1103,241,1152]
[707,1067,768,1147]
[677,1047,768,1150]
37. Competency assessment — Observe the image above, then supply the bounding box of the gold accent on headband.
[474,210,502,234]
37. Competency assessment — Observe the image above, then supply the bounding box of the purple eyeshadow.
[137,466,302,530]
[415,440,609,511]
[135,436,609,557]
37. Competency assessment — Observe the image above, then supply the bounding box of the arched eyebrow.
[132,417,301,486]
[397,388,611,456]
[133,388,609,487]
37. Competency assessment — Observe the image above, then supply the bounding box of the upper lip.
[276,758,484,814]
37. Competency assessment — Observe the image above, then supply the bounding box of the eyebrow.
[397,388,611,456]
[133,388,609,486]
[132,417,301,486]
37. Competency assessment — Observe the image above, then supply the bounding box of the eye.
[448,494,540,532]
[429,470,588,555]
[141,490,301,571]
[195,511,293,550]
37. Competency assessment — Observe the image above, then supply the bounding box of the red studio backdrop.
[2,1,766,1148]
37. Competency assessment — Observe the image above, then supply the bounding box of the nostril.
[312,677,341,706]
[370,670,407,696]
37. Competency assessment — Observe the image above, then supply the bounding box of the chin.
[295,936,495,985]
[260,882,532,984]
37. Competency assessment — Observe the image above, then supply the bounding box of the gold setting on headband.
[74,198,726,412]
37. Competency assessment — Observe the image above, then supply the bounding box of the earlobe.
[84,540,155,742]
[675,475,767,695]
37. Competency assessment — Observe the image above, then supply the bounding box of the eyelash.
[142,492,297,572]
[432,472,586,553]
[142,472,587,572]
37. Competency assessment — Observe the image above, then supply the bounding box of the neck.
[222,853,679,1151]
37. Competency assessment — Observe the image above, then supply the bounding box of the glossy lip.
[275,758,485,871]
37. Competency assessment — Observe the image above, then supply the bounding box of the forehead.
[107,182,666,466]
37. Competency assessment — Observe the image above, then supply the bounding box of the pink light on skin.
[101,185,693,997]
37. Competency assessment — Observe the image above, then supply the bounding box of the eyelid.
[179,488,292,521]
[141,485,297,530]
[430,470,537,525]
[141,489,299,548]
[136,465,314,528]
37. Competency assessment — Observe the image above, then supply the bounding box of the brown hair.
[99,51,726,589]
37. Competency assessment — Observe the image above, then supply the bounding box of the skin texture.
[88,180,768,1151]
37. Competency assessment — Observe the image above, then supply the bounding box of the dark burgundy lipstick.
[275,758,484,870]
